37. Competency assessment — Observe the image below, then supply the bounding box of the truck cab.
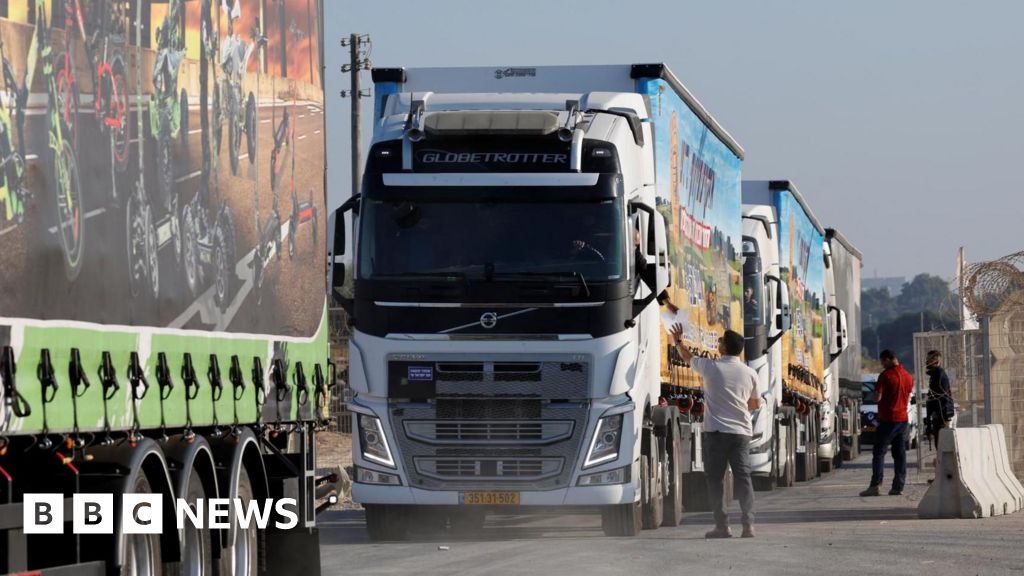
[819,239,850,472]
[741,206,793,489]
[331,66,685,538]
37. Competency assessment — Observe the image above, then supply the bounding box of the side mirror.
[828,306,849,360]
[775,279,792,332]
[652,211,669,294]
[330,195,360,311]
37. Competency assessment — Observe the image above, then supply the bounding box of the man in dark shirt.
[925,350,955,447]
[860,349,914,497]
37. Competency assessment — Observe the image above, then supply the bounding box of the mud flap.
[265,527,321,576]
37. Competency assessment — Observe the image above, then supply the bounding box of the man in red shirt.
[860,350,915,496]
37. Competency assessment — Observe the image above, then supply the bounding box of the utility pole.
[341,34,372,199]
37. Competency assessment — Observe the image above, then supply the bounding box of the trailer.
[741,181,848,488]
[0,1,330,573]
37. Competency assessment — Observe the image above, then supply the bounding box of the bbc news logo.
[24,494,299,534]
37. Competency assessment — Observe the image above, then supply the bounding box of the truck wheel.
[641,432,663,530]
[601,499,641,537]
[662,419,684,527]
[365,504,410,541]
[219,467,259,576]
[121,474,163,576]
[753,442,777,492]
[180,469,213,576]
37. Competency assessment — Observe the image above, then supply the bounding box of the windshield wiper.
[491,271,591,298]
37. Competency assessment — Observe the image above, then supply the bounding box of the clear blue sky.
[323,0,1024,279]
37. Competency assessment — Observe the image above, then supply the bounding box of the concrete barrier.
[918,426,1023,519]
[983,425,1024,511]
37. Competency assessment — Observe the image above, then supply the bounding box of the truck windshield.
[357,198,625,282]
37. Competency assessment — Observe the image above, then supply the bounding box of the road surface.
[317,448,1024,576]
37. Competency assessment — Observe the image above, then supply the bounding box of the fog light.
[577,466,630,486]
[356,467,402,486]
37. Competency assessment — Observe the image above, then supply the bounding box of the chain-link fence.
[914,299,1024,480]
[912,330,988,428]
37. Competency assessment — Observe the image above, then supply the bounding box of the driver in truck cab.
[669,325,761,539]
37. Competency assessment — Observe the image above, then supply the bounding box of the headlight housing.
[358,414,395,468]
[584,414,623,468]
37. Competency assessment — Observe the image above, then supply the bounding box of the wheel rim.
[233,525,253,576]
[182,510,206,576]
[125,533,156,576]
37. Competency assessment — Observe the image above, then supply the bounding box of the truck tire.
[641,427,664,530]
[365,504,410,541]
[219,467,259,575]
[602,499,642,537]
[121,474,163,576]
[180,468,213,576]
[662,419,684,527]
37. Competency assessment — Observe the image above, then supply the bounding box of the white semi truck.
[741,181,848,489]
[330,63,746,538]
[825,228,864,461]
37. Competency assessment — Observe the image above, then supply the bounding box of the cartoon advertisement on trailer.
[0,0,326,339]
[778,190,825,401]
[642,79,743,391]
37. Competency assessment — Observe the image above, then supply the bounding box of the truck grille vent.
[415,457,562,481]
[404,420,574,445]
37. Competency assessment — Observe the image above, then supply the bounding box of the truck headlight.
[577,465,630,486]
[358,414,395,468]
[584,414,623,468]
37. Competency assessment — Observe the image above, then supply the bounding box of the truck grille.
[416,457,563,481]
[388,355,590,491]
[404,420,574,445]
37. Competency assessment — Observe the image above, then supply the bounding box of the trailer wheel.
[220,467,259,576]
[365,504,410,541]
[180,469,213,576]
[122,474,163,576]
[601,492,641,536]
[661,422,683,527]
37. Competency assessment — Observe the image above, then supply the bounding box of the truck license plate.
[460,491,520,506]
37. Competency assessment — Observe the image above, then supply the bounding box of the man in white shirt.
[671,325,761,538]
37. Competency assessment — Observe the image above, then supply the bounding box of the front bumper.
[353,481,636,506]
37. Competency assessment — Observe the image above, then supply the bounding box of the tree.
[896,274,953,315]
[862,287,896,327]
[862,309,958,371]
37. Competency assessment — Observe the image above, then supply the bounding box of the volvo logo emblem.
[480,312,498,329]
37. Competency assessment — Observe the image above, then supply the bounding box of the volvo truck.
[0,1,330,573]
[741,181,847,489]
[331,63,745,538]
[826,228,864,461]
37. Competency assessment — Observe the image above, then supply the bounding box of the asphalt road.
[0,87,326,336]
[317,447,1024,576]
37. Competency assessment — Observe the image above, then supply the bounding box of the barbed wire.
[963,251,1024,317]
